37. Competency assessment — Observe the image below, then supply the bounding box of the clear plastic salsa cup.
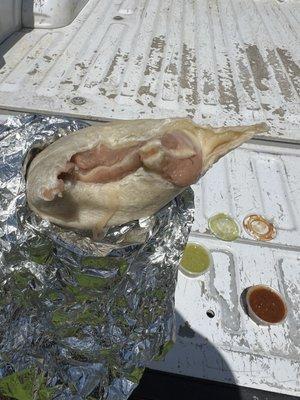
[179,242,213,278]
[246,284,288,326]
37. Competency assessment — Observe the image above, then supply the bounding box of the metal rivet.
[71,96,86,105]
[206,310,215,318]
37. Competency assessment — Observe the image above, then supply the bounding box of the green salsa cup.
[179,242,213,278]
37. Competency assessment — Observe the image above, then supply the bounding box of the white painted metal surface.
[0,0,22,44]
[151,141,300,396]
[22,0,90,29]
[0,0,299,140]
[192,141,300,248]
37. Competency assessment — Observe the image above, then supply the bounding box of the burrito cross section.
[67,129,202,187]
[26,118,267,233]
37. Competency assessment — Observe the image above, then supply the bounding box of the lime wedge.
[180,243,212,276]
[208,213,239,241]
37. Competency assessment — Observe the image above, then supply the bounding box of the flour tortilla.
[26,118,267,232]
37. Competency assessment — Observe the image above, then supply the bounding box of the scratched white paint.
[0,0,299,140]
[151,238,300,395]
[150,141,300,396]
[192,142,300,247]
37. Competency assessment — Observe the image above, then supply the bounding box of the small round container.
[246,285,288,326]
[179,242,213,278]
[243,214,276,241]
[208,213,240,242]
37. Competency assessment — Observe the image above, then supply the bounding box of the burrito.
[26,118,267,235]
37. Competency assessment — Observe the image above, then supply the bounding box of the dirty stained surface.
[0,0,299,139]
[150,141,300,396]
[0,0,299,396]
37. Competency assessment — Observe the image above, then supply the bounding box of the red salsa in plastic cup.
[246,285,287,325]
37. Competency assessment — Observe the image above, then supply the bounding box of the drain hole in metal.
[206,310,215,318]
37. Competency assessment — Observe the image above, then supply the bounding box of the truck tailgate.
[150,140,300,396]
[0,0,299,140]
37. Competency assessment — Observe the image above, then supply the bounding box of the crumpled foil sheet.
[0,114,194,400]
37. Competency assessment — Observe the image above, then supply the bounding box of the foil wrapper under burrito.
[0,115,194,399]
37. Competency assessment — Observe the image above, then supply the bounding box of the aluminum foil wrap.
[0,115,194,400]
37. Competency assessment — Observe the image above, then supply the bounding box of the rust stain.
[99,88,107,95]
[138,84,156,97]
[105,54,120,82]
[61,80,73,85]
[261,103,271,111]
[136,54,143,65]
[148,101,156,108]
[186,108,196,119]
[218,57,239,113]
[145,36,166,76]
[246,45,269,91]
[276,48,300,95]
[43,55,52,62]
[75,62,88,70]
[104,50,129,83]
[180,44,199,105]
[203,70,215,96]
[27,68,38,76]
[99,86,118,99]
[267,49,293,101]
[84,81,98,88]
[235,44,255,102]
[165,62,178,76]
[272,107,285,118]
